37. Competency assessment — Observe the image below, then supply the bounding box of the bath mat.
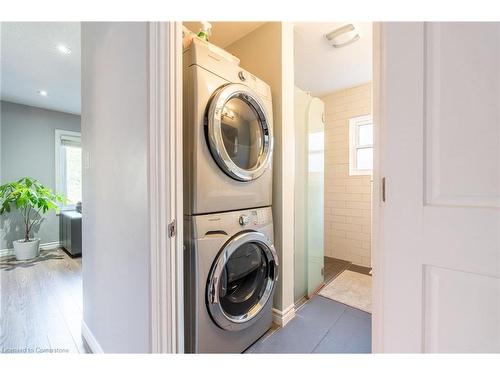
[318,270,372,313]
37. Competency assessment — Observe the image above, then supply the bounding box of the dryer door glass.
[207,231,278,331]
[206,84,273,182]
[221,97,264,170]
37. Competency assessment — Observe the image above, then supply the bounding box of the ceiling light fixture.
[56,44,72,55]
[37,90,48,97]
[325,24,360,48]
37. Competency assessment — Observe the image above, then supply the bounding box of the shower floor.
[324,256,371,284]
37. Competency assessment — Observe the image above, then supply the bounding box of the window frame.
[349,115,373,176]
[55,129,82,209]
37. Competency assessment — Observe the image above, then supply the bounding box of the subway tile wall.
[321,83,372,267]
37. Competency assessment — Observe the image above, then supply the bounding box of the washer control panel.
[238,71,247,81]
[194,207,272,238]
[239,214,250,226]
[237,209,271,227]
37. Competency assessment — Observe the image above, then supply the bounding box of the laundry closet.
[181,22,286,353]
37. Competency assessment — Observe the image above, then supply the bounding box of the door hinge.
[168,219,176,238]
[382,177,386,202]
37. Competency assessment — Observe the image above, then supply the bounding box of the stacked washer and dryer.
[183,37,278,353]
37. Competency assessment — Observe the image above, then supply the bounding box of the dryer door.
[207,231,279,331]
[205,83,273,182]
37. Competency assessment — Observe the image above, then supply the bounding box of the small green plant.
[0,177,65,242]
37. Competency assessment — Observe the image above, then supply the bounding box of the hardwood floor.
[0,249,87,353]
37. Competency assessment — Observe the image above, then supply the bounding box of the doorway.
[176,21,375,353]
[0,22,85,353]
[291,22,374,352]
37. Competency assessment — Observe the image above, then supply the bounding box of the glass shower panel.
[306,98,325,297]
[294,87,325,302]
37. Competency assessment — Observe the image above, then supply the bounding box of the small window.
[55,129,82,208]
[349,115,373,175]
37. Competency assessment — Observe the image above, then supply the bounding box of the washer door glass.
[207,231,278,331]
[206,84,273,182]
[219,241,268,317]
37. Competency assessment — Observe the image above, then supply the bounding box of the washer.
[183,38,274,215]
[184,206,278,353]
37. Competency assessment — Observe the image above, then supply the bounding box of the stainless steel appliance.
[184,207,278,353]
[183,38,274,215]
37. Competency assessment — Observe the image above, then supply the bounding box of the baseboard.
[40,241,62,250]
[81,320,103,354]
[0,241,61,257]
[272,304,296,327]
[0,248,14,257]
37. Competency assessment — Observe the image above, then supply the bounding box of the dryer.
[184,206,278,353]
[183,38,274,215]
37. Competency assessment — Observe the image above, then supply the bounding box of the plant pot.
[13,238,40,260]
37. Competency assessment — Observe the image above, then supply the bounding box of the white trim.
[371,21,384,353]
[272,304,296,327]
[81,321,104,354]
[40,241,61,250]
[0,241,61,257]
[148,21,184,354]
[55,128,82,208]
[348,114,373,176]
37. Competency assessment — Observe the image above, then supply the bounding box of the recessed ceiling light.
[56,44,72,55]
[37,90,48,97]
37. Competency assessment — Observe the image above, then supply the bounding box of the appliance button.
[238,71,247,81]
[239,214,250,226]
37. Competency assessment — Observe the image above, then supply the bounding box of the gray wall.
[81,22,151,353]
[227,23,297,312]
[0,101,81,249]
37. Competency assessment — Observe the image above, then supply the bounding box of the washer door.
[207,231,279,331]
[205,83,273,181]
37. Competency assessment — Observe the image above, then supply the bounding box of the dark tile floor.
[247,296,371,353]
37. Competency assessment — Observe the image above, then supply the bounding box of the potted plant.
[0,177,64,260]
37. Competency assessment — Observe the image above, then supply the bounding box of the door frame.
[151,21,386,353]
[149,21,184,353]
[371,21,384,353]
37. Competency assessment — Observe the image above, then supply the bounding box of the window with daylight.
[349,115,373,175]
[55,129,82,207]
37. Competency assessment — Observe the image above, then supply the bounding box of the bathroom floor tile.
[249,315,329,353]
[324,257,350,284]
[312,307,372,353]
[248,296,372,354]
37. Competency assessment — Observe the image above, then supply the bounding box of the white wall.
[226,22,295,315]
[81,22,151,353]
[322,83,372,267]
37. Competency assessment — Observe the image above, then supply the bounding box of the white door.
[375,22,500,353]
